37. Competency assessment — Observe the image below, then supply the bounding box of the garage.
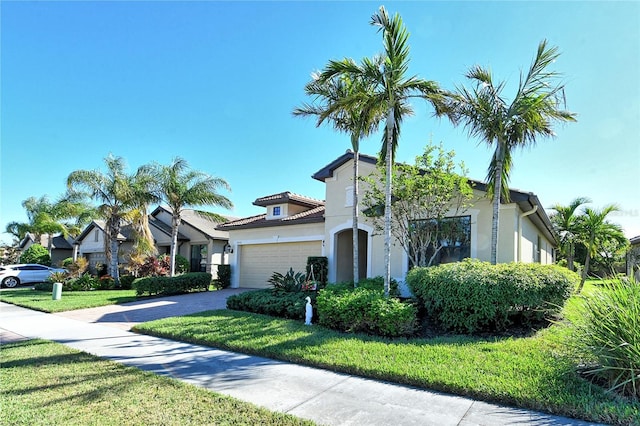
[238,241,322,288]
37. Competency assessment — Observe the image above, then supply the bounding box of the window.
[273,206,281,216]
[345,186,353,207]
[190,244,208,272]
[94,230,100,242]
[408,216,471,268]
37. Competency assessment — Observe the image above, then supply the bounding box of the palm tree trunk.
[490,142,505,265]
[578,236,594,293]
[107,216,121,286]
[170,214,181,277]
[567,241,574,271]
[352,149,360,287]
[383,108,394,297]
[47,233,53,257]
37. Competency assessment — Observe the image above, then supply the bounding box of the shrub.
[133,272,211,297]
[226,289,316,320]
[267,268,306,292]
[97,275,115,290]
[119,275,135,290]
[46,271,69,284]
[33,282,54,292]
[570,279,640,400]
[175,254,190,274]
[66,274,100,291]
[306,257,328,286]
[407,259,577,334]
[316,286,417,337]
[19,244,51,266]
[65,257,89,278]
[215,265,231,290]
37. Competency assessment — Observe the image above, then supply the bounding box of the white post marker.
[52,282,62,300]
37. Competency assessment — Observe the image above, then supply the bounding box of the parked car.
[0,264,67,288]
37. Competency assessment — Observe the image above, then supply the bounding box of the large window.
[408,215,471,268]
[190,244,208,272]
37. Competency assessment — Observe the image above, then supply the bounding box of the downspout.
[518,205,538,262]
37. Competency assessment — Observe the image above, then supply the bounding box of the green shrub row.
[316,286,417,337]
[407,259,578,333]
[226,289,316,320]
[214,265,231,290]
[133,273,211,297]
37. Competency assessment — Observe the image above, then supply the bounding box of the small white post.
[52,282,62,300]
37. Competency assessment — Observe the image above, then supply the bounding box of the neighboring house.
[150,206,234,277]
[19,233,74,266]
[218,151,558,293]
[74,209,233,276]
[627,235,640,281]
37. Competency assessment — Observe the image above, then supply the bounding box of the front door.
[190,244,208,272]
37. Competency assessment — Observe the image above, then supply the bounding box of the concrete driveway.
[54,288,253,330]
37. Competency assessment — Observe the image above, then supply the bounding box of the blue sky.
[1,1,639,245]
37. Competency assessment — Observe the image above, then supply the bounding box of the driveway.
[54,288,254,330]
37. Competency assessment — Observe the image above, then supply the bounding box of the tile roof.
[253,192,324,208]
[218,205,325,230]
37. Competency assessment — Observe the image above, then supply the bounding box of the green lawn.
[134,283,640,426]
[0,339,313,426]
[0,288,138,312]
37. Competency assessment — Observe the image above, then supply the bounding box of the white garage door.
[239,241,322,288]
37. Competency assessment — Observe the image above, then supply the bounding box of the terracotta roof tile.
[217,206,325,230]
[253,191,324,208]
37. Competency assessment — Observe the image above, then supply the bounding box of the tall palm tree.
[315,6,447,296]
[449,40,577,264]
[294,73,384,286]
[67,155,156,284]
[550,197,591,271]
[155,158,233,276]
[577,205,626,292]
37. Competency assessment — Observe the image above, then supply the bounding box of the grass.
[134,281,640,426]
[0,339,314,426]
[0,288,138,312]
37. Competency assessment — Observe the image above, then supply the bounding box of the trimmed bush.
[407,259,578,334]
[317,285,417,337]
[19,244,51,266]
[215,264,231,290]
[119,274,135,290]
[226,289,316,320]
[133,272,211,296]
[175,254,190,274]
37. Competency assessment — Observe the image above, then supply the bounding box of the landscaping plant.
[569,278,640,400]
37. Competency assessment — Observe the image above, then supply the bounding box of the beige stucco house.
[627,235,640,281]
[219,151,558,293]
[74,208,232,277]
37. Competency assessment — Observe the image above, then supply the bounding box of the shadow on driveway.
[55,288,256,330]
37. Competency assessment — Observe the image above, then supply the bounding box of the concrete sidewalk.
[0,301,600,426]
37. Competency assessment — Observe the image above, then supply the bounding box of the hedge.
[226,289,316,320]
[406,259,578,334]
[316,285,417,337]
[133,273,211,297]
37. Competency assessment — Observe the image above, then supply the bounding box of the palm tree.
[155,158,233,276]
[448,40,577,264]
[294,73,383,286]
[550,197,591,271]
[7,196,95,254]
[315,6,447,296]
[577,205,626,292]
[67,155,157,284]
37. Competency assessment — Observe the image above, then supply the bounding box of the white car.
[0,264,67,288]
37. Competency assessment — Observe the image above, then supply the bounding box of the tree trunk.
[383,108,394,297]
[490,142,505,265]
[567,241,574,271]
[107,216,121,286]
[47,233,53,257]
[170,214,181,277]
[578,235,594,293]
[353,149,360,287]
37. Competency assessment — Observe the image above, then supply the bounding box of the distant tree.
[448,40,576,264]
[362,143,473,267]
[154,158,232,276]
[19,243,51,266]
[67,155,157,285]
[577,205,627,292]
[550,197,591,271]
